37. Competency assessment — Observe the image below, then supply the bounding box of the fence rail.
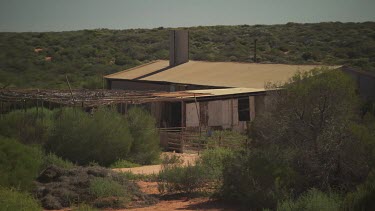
[159,127,247,153]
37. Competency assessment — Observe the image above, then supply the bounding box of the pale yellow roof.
[105,60,337,88]
[105,60,170,79]
[187,87,266,96]
[153,88,266,99]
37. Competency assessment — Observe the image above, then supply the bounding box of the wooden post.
[36,98,39,118]
[65,75,75,105]
[0,101,3,119]
[181,101,185,128]
[41,100,44,122]
[24,99,26,113]
[193,94,201,136]
[124,103,128,116]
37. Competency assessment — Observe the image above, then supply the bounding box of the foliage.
[278,189,341,211]
[0,187,42,211]
[118,171,158,181]
[0,22,374,89]
[252,68,367,192]
[220,147,300,210]
[344,170,375,211]
[158,163,208,194]
[72,204,98,211]
[161,153,183,166]
[0,136,43,191]
[110,159,140,168]
[0,108,53,145]
[349,114,375,168]
[89,177,128,198]
[42,152,75,169]
[126,107,161,165]
[158,149,232,195]
[45,108,133,166]
[206,130,248,149]
[198,148,233,181]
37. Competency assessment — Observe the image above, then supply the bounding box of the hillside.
[0,22,374,89]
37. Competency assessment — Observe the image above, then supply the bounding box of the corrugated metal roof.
[152,88,266,100]
[105,60,169,79]
[186,88,266,96]
[105,60,339,88]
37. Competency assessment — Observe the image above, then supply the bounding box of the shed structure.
[104,30,338,134]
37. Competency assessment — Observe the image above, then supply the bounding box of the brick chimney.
[169,30,189,67]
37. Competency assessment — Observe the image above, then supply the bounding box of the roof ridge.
[104,60,164,78]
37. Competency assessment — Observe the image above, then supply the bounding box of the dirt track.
[110,181,238,211]
[48,153,237,211]
[112,152,198,175]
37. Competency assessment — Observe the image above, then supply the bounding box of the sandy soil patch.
[112,152,198,175]
[107,181,239,211]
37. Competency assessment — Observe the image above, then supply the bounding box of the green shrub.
[161,153,183,166]
[0,136,43,191]
[42,152,75,169]
[220,148,300,210]
[126,107,161,165]
[45,108,133,166]
[110,159,140,168]
[89,177,130,208]
[89,177,128,198]
[206,130,247,149]
[199,148,233,181]
[344,170,375,211]
[0,187,42,211]
[158,164,207,194]
[72,203,98,211]
[118,172,158,181]
[278,189,341,211]
[0,108,53,145]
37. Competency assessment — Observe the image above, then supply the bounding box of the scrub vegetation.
[0,106,160,209]
[0,22,374,88]
[155,68,375,210]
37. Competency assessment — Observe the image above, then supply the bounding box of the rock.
[34,165,157,210]
[37,165,66,183]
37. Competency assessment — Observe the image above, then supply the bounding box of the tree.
[252,68,366,191]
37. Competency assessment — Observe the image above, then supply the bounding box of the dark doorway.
[170,102,182,127]
[238,97,250,121]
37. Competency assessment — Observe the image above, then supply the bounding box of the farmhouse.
[105,30,327,132]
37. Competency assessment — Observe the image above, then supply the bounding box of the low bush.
[118,171,158,181]
[126,107,161,165]
[0,187,42,211]
[278,189,341,211]
[157,149,233,195]
[158,164,207,194]
[0,108,53,145]
[161,153,183,166]
[110,159,140,168]
[220,147,301,210]
[0,136,43,191]
[45,108,133,166]
[344,170,375,211]
[206,130,247,149]
[72,203,98,211]
[89,177,128,198]
[42,152,75,169]
[199,148,233,181]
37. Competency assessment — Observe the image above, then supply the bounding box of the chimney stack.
[170,30,189,67]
